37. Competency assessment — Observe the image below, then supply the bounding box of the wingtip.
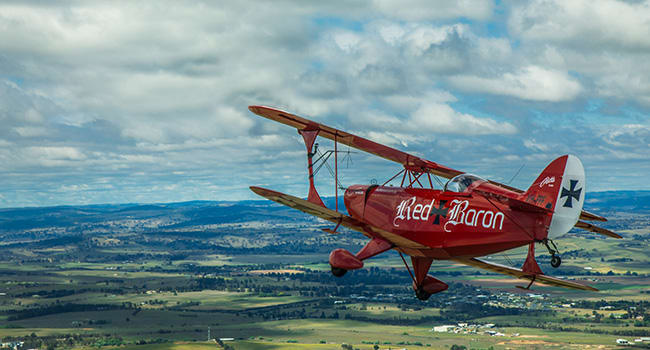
[249,186,264,196]
[249,186,279,198]
[581,283,599,292]
[601,229,622,239]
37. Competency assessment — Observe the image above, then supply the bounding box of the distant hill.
[0,191,646,233]
[584,190,650,213]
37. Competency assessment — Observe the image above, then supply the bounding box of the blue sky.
[0,0,649,207]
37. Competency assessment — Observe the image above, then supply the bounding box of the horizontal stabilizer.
[453,257,598,291]
[575,221,622,239]
[579,210,607,222]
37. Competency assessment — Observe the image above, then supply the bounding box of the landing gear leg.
[543,239,562,268]
[398,253,448,300]
[412,257,434,301]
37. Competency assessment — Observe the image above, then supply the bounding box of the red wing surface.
[249,106,463,178]
[454,257,598,291]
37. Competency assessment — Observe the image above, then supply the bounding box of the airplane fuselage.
[344,185,550,259]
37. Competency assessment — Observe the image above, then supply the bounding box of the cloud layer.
[0,0,648,206]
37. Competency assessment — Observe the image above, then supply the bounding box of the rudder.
[520,155,585,239]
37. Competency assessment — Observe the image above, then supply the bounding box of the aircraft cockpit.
[443,174,486,193]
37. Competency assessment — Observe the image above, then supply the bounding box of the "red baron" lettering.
[393,197,435,227]
[444,199,504,232]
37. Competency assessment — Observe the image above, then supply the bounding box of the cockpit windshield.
[444,174,486,193]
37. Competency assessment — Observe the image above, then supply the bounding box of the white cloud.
[509,0,650,51]
[24,108,44,123]
[506,0,650,105]
[603,124,650,148]
[449,66,583,102]
[475,37,513,63]
[594,67,650,106]
[23,146,87,167]
[0,1,647,206]
[13,126,48,137]
[333,31,362,52]
[372,0,494,21]
[523,139,549,152]
[403,24,469,56]
[407,103,517,135]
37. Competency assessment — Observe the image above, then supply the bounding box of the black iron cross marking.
[560,180,582,208]
[432,200,448,225]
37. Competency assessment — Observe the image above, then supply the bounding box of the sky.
[0,0,649,207]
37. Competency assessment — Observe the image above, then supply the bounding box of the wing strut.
[335,132,338,211]
[298,124,344,212]
[299,128,325,207]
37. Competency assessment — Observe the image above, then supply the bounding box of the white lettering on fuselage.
[393,197,504,232]
[443,199,504,233]
[539,176,556,188]
[393,197,435,227]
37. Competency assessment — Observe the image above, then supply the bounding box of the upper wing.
[453,257,598,291]
[249,105,607,224]
[249,105,463,178]
[249,186,429,250]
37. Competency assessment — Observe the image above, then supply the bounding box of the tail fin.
[521,155,585,239]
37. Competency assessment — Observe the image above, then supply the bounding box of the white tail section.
[521,155,585,239]
[548,155,585,239]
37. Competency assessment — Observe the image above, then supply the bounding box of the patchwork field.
[0,196,648,349]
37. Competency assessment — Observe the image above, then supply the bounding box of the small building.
[1,342,24,350]
[432,325,456,332]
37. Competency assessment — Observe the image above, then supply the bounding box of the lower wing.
[453,257,598,291]
[249,186,429,250]
[251,186,599,292]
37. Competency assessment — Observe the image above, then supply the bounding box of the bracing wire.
[507,163,526,185]
[432,174,446,188]
[315,149,347,190]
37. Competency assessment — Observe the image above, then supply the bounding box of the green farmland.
[0,197,648,349]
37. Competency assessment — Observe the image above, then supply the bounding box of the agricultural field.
[0,192,648,349]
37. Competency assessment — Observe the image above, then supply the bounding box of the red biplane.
[248,106,620,300]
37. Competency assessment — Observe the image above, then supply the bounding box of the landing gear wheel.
[331,266,347,277]
[550,255,562,268]
[543,239,562,268]
[415,287,431,301]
